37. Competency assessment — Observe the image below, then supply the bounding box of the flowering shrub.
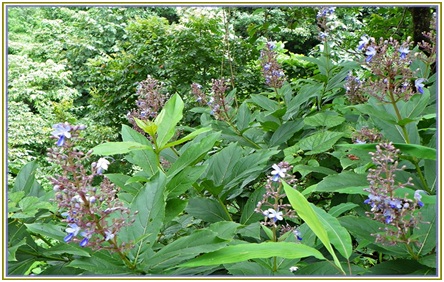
[7,6,437,277]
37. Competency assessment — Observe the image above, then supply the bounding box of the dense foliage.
[7,5,438,277]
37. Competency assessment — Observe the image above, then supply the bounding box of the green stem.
[217,197,233,222]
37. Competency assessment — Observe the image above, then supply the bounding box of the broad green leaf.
[164,198,188,224]
[154,93,184,148]
[283,182,344,273]
[185,197,231,223]
[146,229,228,272]
[249,94,279,111]
[304,111,345,128]
[119,172,167,260]
[24,223,66,240]
[298,131,343,155]
[121,124,151,145]
[44,243,91,257]
[283,83,321,120]
[236,102,252,131]
[315,171,368,193]
[104,173,141,195]
[12,161,44,197]
[336,143,436,160]
[418,254,437,269]
[67,251,130,275]
[368,259,430,275]
[166,165,207,199]
[209,221,241,240]
[92,141,150,155]
[240,187,266,225]
[400,91,430,119]
[204,143,242,187]
[167,132,220,179]
[414,203,437,256]
[8,238,26,261]
[238,222,261,241]
[352,103,397,124]
[311,205,353,259]
[328,203,359,217]
[225,261,273,276]
[12,197,54,218]
[125,147,158,176]
[162,127,211,149]
[269,120,303,147]
[179,242,326,267]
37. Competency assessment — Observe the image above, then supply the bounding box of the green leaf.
[328,203,359,217]
[167,132,220,179]
[298,131,343,155]
[92,141,150,156]
[125,147,158,176]
[240,187,266,225]
[154,93,184,148]
[179,242,326,267]
[164,198,188,224]
[236,102,252,131]
[414,203,437,256]
[44,243,91,257]
[67,251,130,274]
[368,259,429,275]
[204,143,242,187]
[162,127,211,149]
[185,197,231,223]
[8,238,26,261]
[24,223,66,240]
[304,111,345,128]
[225,261,273,276]
[269,120,303,147]
[209,221,241,240]
[134,117,158,137]
[146,229,227,272]
[315,171,368,194]
[12,161,44,197]
[104,173,142,195]
[12,197,54,218]
[119,172,167,259]
[249,94,279,111]
[283,182,344,273]
[166,165,206,199]
[121,124,151,145]
[311,205,353,259]
[393,143,436,160]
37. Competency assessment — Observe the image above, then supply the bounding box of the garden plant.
[6,5,438,277]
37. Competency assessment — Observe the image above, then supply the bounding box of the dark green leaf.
[269,120,303,147]
[185,197,231,223]
[315,171,368,194]
[298,131,343,155]
[240,187,266,225]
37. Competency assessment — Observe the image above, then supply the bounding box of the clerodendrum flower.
[398,46,410,59]
[263,208,283,222]
[414,190,426,207]
[96,158,110,174]
[415,78,426,94]
[64,223,81,242]
[271,164,287,182]
[365,46,376,62]
[51,123,71,146]
[358,35,369,50]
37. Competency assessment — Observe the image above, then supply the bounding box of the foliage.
[7,5,438,278]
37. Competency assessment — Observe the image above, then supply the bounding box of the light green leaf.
[24,223,66,240]
[12,161,44,197]
[154,93,184,148]
[283,182,344,273]
[121,124,151,145]
[236,102,252,131]
[179,242,326,267]
[44,243,91,257]
[328,203,359,217]
[67,251,130,274]
[249,94,279,111]
[162,127,211,149]
[315,171,368,194]
[92,141,150,155]
[298,131,343,155]
[311,205,353,259]
[304,111,345,128]
[8,238,26,261]
[134,117,158,137]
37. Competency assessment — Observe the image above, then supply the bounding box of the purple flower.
[263,208,283,222]
[271,163,287,182]
[79,232,91,247]
[415,78,426,94]
[293,229,302,241]
[358,35,369,51]
[104,230,115,241]
[64,223,81,242]
[414,190,425,207]
[389,199,402,209]
[398,46,410,59]
[365,46,376,62]
[51,123,72,146]
[96,158,110,175]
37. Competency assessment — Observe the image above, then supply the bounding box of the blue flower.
[263,208,283,222]
[104,230,115,241]
[293,229,302,241]
[358,35,369,51]
[398,46,410,59]
[415,78,426,94]
[96,157,110,175]
[389,199,402,209]
[51,123,71,146]
[271,163,287,182]
[365,46,376,62]
[64,223,81,242]
[414,190,426,207]
[79,232,91,247]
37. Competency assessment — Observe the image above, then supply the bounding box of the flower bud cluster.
[344,73,367,104]
[260,41,286,89]
[192,78,232,121]
[255,162,300,240]
[127,75,167,133]
[364,142,423,245]
[352,127,383,144]
[48,123,132,252]
[316,7,336,41]
[357,36,421,102]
